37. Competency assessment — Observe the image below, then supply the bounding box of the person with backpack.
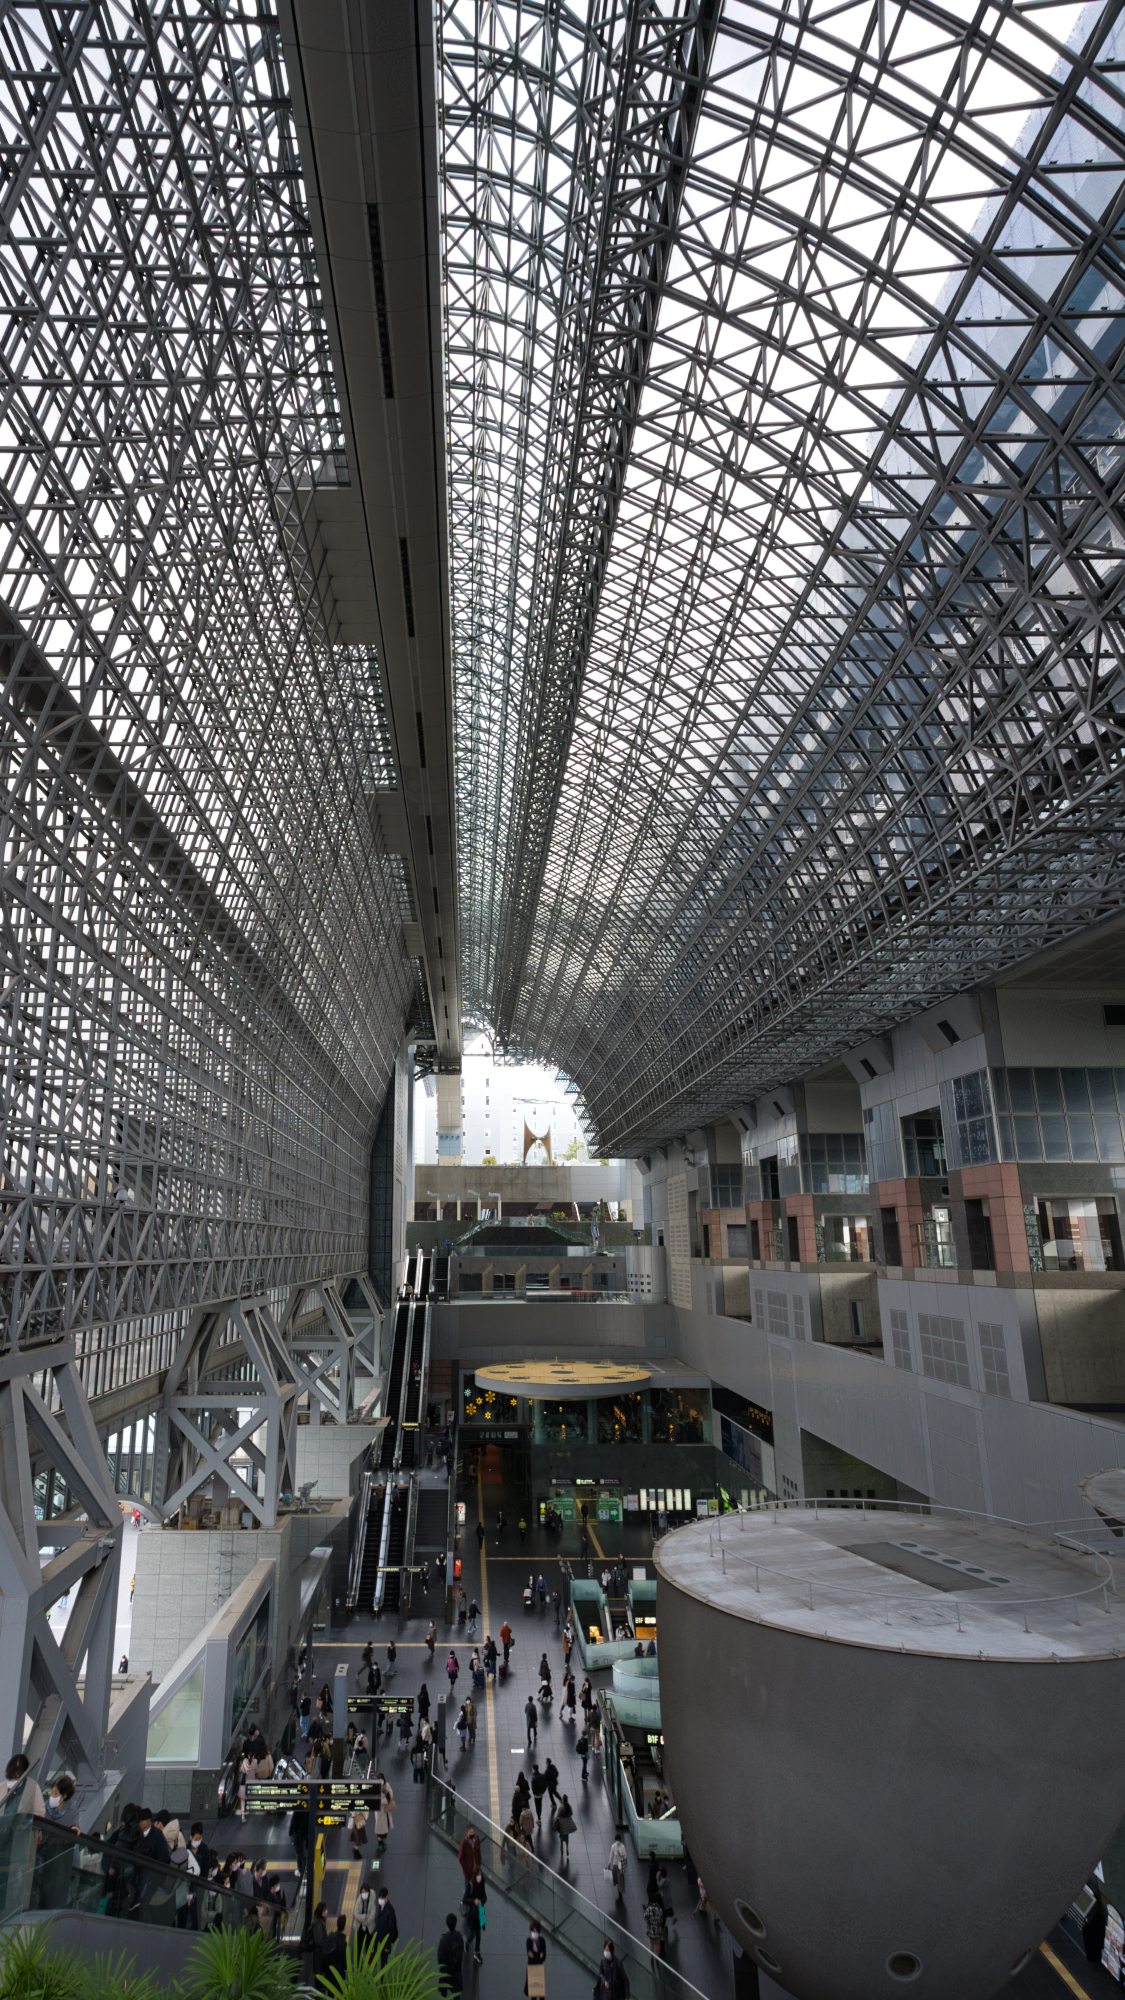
[437,1911,464,1994]
[575,1728,590,1785]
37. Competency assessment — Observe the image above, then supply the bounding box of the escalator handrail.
[346,1468,374,1610]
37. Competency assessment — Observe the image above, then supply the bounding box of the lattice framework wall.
[0,0,418,1351]
[442,0,1125,1154]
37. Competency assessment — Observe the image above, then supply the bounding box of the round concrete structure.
[655,1507,1125,2000]
[472,1360,650,1397]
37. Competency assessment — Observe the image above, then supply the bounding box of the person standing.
[536,1574,547,1612]
[457,1824,482,1884]
[461,1871,486,1966]
[530,1763,547,1826]
[608,1832,628,1900]
[322,1914,349,1977]
[288,1805,307,1879]
[525,1694,538,1747]
[518,1516,528,1542]
[551,1588,561,1626]
[308,1901,330,1977]
[418,1682,431,1724]
[437,1912,464,1994]
[524,1921,547,1994]
[500,1619,514,1666]
[374,1886,399,1956]
[556,1795,576,1865]
[427,1621,437,1660]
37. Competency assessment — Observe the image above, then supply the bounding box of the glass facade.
[649,1389,708,1445]
[993,1068,1125,1164]
[901,1111,947,1178]
[776,1133,868,1195]
[597,1394,643,1444]
[540,1400,588,1441]
[816,1215,871,1263]
[1037,1199,1124,1272]
[703,1165,744,1207]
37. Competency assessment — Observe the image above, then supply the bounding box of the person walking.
[575,1726,590,1785]
[551,1588,561,1626]
[457,1702,470,1753]
[536,1573,547,1612]
[237,1751,254,1821]
[543,1756,560,1811]
[308,1901,330,1977]
[512,1772,530,1819]
[465,1695,477,1749]
[374,1772,395,1855]
[427,1620,437,1661]
[457,1824,482,1884]
[437,1912,464,1994]
[556,1795,576,1865]
[519,1797,535,1845]
[447,1650,459,1697]
[518,1516,528,1542]
[461,1871,486,1965]
[500,1619,514,1666]
[530,1763,547,1826]
[476,1519,486,1552]
[525,1694,538,1747]
[644,1888,669,1960]
[524,1921,547,1994]
[496,1509,506,1540]
[594,1940,630,1999]
[298,1691,312,1737]
[608,1833,628,1900]
[563,1671,577,1721]
[418,1682,431,1724]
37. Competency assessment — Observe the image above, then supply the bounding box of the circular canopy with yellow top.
[472,1360,651,1398]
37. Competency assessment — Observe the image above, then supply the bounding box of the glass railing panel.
[424,1767,706,2000]
[0,1817,273,1937]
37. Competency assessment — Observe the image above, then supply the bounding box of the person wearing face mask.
[593,1938,630,1999]
[45,1774,78,1826]
[524,1921,547,1995]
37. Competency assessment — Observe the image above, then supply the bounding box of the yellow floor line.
[1039,1941,1093,1997]
[323,1859,364,1919]
[476,1465,502,1828]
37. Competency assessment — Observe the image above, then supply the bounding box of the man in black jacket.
[374,1887,399,1956]
[437,1912,464,1994]
[135,1807,170,1866]
[321,1914,349,1977]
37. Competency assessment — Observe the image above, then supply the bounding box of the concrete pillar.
[532,1400,546,1444]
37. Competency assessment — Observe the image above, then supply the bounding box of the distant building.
[416,1027,594,1167]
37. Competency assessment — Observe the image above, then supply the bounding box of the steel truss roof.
[442,0,1125,1153]
[0,1,423,1348]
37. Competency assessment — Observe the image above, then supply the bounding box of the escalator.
[398,1294,430,1470]
[378,1295,412,1471]
[354,1484,386,1614]
[380,1484,409,1616]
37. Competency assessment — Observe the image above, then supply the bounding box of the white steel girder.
[0,1342,122,1780]
[153,1298,299,1529]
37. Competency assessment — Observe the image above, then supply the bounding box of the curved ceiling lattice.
[442,0,1125,1153]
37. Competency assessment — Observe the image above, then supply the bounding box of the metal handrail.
[679,1499,1124,1634]
[346,1467,374,1611]
[424,1762,707,2000]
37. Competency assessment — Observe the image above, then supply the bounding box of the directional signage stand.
[245,1779,383,1946]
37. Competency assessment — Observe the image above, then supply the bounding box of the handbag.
[478,1903,487,1931]
[257,1753,274,1779]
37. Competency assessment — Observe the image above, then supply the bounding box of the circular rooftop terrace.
[654,1504,1125,1663]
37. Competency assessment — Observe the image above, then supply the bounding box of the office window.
[726,1223,747,1257]
[767,1291,790,1338]
[880,1207,902,1264]
[889,1308,912,1370]
[939,1070,1000,1170]
[1037,1198,1124,1272]
[901,1110,946,1178]
[992,1067,1125,1163]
